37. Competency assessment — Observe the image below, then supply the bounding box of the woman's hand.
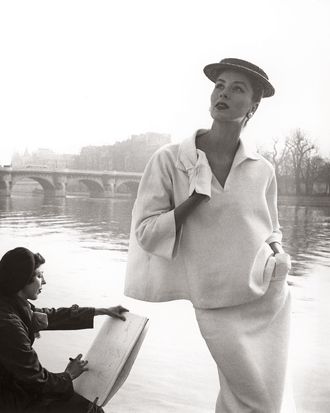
[94,305,129,321]
[269,242,285,255]
[65,354,88,380]
[269,242,292,277]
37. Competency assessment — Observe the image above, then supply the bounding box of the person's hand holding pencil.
[65,353,88,380]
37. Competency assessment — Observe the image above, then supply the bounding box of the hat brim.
[203,63,275,98]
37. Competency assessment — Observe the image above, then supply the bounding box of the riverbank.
[279,195,330,207]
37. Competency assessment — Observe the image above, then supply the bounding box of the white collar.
[176,130,260,172]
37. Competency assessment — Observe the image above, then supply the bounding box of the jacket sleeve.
[0,316,73,398]
[265,170,283,244]
[36,305,95,331]
[134,149,180,260]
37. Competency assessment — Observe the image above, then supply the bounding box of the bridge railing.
[4,168,142,177]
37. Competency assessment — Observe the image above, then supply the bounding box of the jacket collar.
[176,129,260,172]
[0,294,33,324]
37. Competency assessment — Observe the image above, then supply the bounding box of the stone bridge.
[0,167,143,198]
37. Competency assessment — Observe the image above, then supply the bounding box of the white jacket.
[125,131,287,309]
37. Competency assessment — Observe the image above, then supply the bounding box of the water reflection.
[0,195,134,254]
[279,205,330,276]
[0,196,329,276]
[0,196,12,212]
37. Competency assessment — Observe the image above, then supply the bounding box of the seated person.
[0,247,128,413]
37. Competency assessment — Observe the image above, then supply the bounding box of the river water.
[0,195,329,413]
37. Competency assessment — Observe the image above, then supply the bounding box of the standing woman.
[125,58,295,412]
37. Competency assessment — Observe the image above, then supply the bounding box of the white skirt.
[195,270,296,413]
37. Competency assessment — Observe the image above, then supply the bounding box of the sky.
[0,0,329,164]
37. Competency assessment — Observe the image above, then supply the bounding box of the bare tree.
[318,160,330,195]
[260,138,291,194]
[285,129,315,195]
[301,155,324,195]
[260,130,328,196]
[269,138,288,178]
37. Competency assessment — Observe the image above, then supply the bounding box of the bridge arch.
[0,168,142,198]
[11,176,55,195]
[116,180,139,196]
[69,178,105,197]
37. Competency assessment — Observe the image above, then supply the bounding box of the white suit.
[125,131,295,412]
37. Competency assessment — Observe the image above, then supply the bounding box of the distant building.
[123,132,171,172]
[11,132,171,173]
[74,132,171,172]
[12,148,76,169]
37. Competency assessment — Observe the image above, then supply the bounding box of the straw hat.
[203,58,275,98]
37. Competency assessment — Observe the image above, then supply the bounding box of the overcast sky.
[0,0,329,164]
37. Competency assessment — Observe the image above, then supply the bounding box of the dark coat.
[0,295,95,412]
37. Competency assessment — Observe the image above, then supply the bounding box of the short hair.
[34,253,45,269]
[26,252,46,284]
[248,76,264,103]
